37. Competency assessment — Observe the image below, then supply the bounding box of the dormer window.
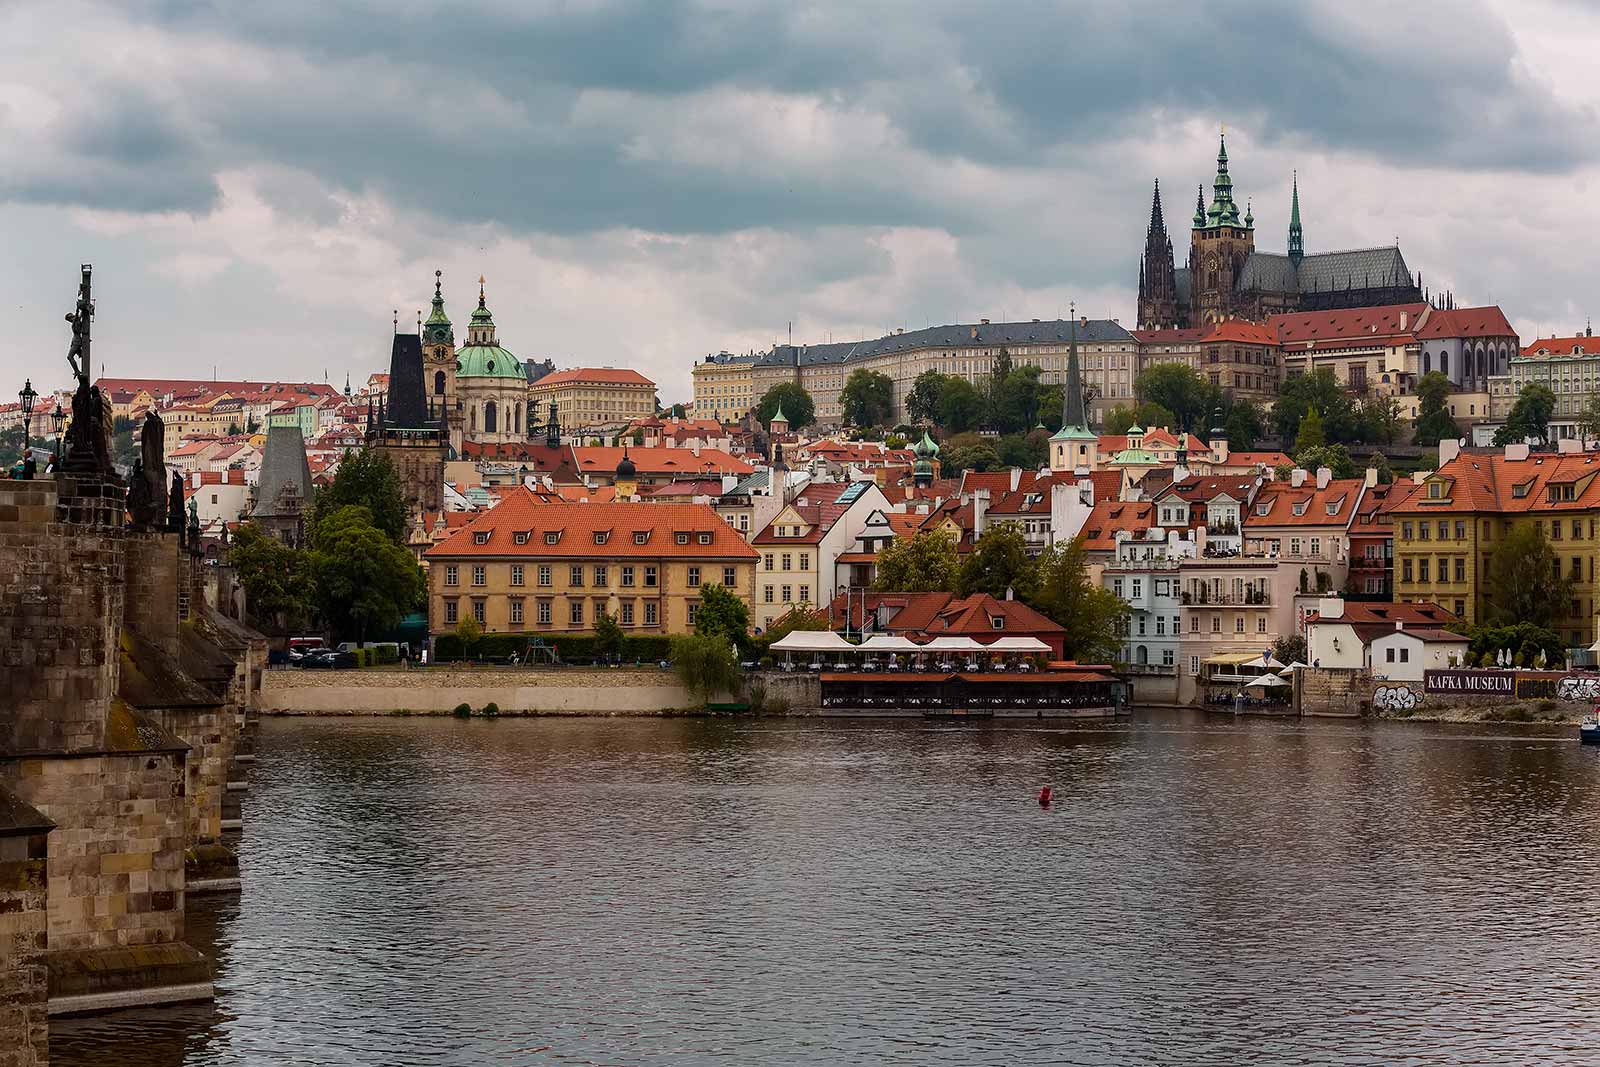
[1549,483,1576,503]
[474,531,490,545]
[676,532,690,545]
[1325,499,1341,516]
[1292,501,1307,516]
[545,531,561,545]
[1429,481,1448,500]
[634,531,650,545]
[514,531,529,545]
[990,615,1005,630]
[594,530,610,545]
[1511,480,1531,499]
[698,532,712,544]
[1256,503,1270,517]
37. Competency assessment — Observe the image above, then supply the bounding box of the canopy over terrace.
[1202,651,1260,684]
[770,631,858,653]
[922,637,986,652]
[858,634,922,653]
[984,637,1052,653]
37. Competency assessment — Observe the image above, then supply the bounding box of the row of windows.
[442,596,663,627]
[761,584,812,604]
[762,552,812,571]
[444,562,738,589]
[1401,518,1598,542]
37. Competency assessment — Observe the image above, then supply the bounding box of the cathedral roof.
[456,345,525,380]
[755,318,1136,368]
[1235,246,1416,298]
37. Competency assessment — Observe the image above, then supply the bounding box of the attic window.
[1549,483,1576,503]
[1291,501,1307,516]
[474,531,490,545]
[676,532,690,545]
[1428,481,1448,500]
[545,531,561,545]
[634,531,650,545]
[1256,502,1270,517]
[1511,480,1532,499]
[1325,497,1344,516]
[990,615,1005,629]
[513,531,529,545]
[698,532,712,544]
[594,530,610,545]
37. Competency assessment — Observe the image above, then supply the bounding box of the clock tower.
[422,269,463,453]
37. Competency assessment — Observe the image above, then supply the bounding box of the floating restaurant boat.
[817,663,1126,719]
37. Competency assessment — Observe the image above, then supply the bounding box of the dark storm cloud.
[4,0,1590,236]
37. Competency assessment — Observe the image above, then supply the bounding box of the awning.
[1244,673,1289,688]
[770,631,857,653]
[1203,652,1259,666]
[1243,654,1287,670]
[923,636,986,652]
[984,636,1052,652]
[858,634,922,652]
[821,672,955,683]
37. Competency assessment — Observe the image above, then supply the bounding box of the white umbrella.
[1279,661,1308,675]
[1244,673,1289,688]
[1243,653,1286,670]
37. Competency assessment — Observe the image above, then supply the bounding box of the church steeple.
[1193,185,1205,228]
[1137,180,1180,329]
[1288,171,1304,265]
[1206,131,1241,228]
[423,269,453,346]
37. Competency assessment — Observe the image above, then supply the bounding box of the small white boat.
[1581,717,1600,745]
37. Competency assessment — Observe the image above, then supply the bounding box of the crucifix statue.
[63,265,114,475]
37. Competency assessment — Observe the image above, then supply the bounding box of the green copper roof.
[455,344,525,379]
[1205,132,1242,228]
[425,272,451,326]
[914,430,940,457]
[1111,447,1162,465]
[770,401,789,424]
[1051,425,1097,442]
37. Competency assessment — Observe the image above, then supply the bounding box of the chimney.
[972,487,990,538]
[1316,467,1332,490]
[1558,438,1581,454]
[1318,596,1345,620]
[1010,468,1022,492]
[1365,466,1379,488]
[1291,468,1308,488]
[1439,439,1462,466]
[1505,442,1530,462]
[1399,310,1408,330]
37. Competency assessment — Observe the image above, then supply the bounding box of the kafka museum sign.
[1423,669,1572,699]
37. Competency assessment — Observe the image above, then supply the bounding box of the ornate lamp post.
[51,405,66,469]
[18,378,35,452]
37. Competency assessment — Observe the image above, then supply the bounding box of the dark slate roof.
[757,318,1135,368]
[1295,247,1414,293]
[252,425,313,519]
[386,334,430,428]
[1237,252,1298,294]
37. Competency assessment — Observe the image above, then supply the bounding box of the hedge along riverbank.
[433,633,674,662]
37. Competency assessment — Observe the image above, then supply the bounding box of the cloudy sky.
[4,0,1598,403]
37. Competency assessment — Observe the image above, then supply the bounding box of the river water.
[51,714,1600,1066]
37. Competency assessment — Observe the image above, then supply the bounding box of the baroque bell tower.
[1137,180,1181,329]
[422,269,462,453]
[1187,132,1255,324]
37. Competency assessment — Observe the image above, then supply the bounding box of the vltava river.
[53,714,1600,1066]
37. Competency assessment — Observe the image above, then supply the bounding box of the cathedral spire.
[1062,304,1086,430]
[1288,171,1304,264]
[423,269,453,346]
[1193,184,1206,228]
[1206,129,1241,228]
[1147,179,1167,238]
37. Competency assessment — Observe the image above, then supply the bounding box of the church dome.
[455,345,525,380]
[616,448,637,479]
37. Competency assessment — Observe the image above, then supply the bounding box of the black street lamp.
[51,405,66,468]
[18,378,35,453]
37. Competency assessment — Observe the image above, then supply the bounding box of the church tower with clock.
[421,270,464,454]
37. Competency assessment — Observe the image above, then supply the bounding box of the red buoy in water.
[1038,786,1053,807]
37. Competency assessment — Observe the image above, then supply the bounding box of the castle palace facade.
[1137,136,1423,329]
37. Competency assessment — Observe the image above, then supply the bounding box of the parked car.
[300,650,356,670]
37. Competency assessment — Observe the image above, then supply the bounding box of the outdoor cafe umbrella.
[1244,673,1289,689]
[1279,661,1308,675]
[1242,652,1287,671]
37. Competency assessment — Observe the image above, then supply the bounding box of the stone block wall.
[123,531,180,658]
[0,793,51,1067]
[0,479,125,755]
[5,748,188,954]
[1297,667,1367,717]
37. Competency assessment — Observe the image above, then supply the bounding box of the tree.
[1104,401,1177,435]
[1272,634,1307,666]
[1486,523,1572,629]
[958,522,1035,599]
[671,633,740,703]
[228,522,312,641]
[1028,535,1130,664]
[1494,384,1557,447]
[1461,622,1567,670]
[839,369,895,429]
[990,365,1045,434]
[996,432,1047,470]
[1411,371,1460,447]
[938,377,984,433]
[454,615,483,660]
[1356,395,1402,446]
[761,605,829,646]
[1037,384,1064,432]
[1275,368,1358,444]
[1367,453,1395,484]
[940,441,1002,477]
[1223,399,1264,451]
[757,383,815,430]
[1135,363,1210,430]
[695,582,751,649]
[1294,443,1358,479]
[906,370,947,424]
[1577,392,1600,446]
[314,447,408,544]
[594,611,624,658]
[874,528,959,593]
[1294,406,1326,452]
[307,505,426,643]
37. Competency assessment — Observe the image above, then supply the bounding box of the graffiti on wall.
[1373,685,1420,712]
[1558,676,1600,703]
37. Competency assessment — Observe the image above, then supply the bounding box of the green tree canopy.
[671,633,740,702]
[1493,384,1557,447]
[1104,400,1178,435]
[1356,395,1402,446]
[1272,634,1307,666]
[760,605,829,646]
[1460,622,1567,669]
[1223,399,1264,451]
[938,377,984,433]
[228,522,312,638]
[1413,371,1461,447]
[1037,384,1064,432]
[906,370,947,424]
[1135,363,1210,430]
[958,522,1035,599]
[756,383,816,431]
[996,431,1048,470]
[1294,443,1358,479]
[1275,368,1359,444]
[594,611,624,657]
[695,582,752,649]
[840,369,896,429]
[1027,535,1130,664]
[990,364,1045,434]
[1367,453,1395,484]
[315,447,408,544]
[308,505,426,642]
[940,441,1003,477]
[1294,406,1327,452]
[1486,522,1572,629]
[874,527,960,593]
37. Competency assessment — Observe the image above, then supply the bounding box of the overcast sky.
[3,0,1598,403]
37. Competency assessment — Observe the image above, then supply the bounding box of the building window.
[764,585,774,603]
[1190,616,1199,633]
[676,533,690,545]
[1399,647,1410,663]
[1211,617,1221,634]
[539,565,552,587]
[634,531,649,545]
[1456,521,1466,540]
[511,564,524,587]
[444,599,458,624]
[472,600,485,625]
[1190,655,1200,674]
[645,602,658,626]
[782,585,793,602]
[513,531,529,546]
[644,566,657,587]
[688,566,701,587]
[1455,558,1466,582]
[1386,647,1395,663]
[571,565,585,587]
[538,601,552,626]
[723,567,736,587]
[698,533,712,545]
[764,553,774,571]
[687,602,700,627]
[570,601,584,627]
[621,602,634,625]
[1235,617,1245,634]
[621,566,635,587]
[1455,599,1465,617]
[545,532,560,545]
[510,599,524,624]
[472,565,486,587]
[799,585,810,603]
[445,565,458,587]
[1402,558,1413,582]
[594,565,608,586]
[474,531,490,545]
[781,553,792,571]
[1257,616,1267,633]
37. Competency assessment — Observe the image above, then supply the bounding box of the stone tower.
[421,270,461,454]
[1288,171,1304,266]
[368,331,447,514]
[1136,180,1181,329]
[1187,132,1255,324]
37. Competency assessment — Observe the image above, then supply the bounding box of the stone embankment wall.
[1300,667,1596,720]
[262,667,710,714]
[0,799,51,1067]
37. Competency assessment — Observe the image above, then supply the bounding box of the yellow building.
[692,352,758,423]
[423,490,758,639]
[1390,445,1600,647]
[527,367,657,434]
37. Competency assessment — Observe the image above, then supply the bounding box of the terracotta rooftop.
[425,490,758,560]
[533,367,655,388]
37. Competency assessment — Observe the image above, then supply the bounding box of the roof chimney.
[1291,468,1308,488]
[1316,467,1332,490]
[1439,439,1462,466]
[972,487,989,538]
[1365,465,1378,488]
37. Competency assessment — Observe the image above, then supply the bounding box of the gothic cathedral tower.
[422,270,463,454]
[1136,180,1181,329]
[1187,133,1254,324]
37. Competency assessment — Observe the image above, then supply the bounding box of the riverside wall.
[261,667,715,714]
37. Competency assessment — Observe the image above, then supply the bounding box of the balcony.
[1124,662,1178,676]
[1181,590,1271,607]
[1105,556,1184,572]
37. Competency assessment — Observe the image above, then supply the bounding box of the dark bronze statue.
[125,411,168,528]
[62,265,114,475]
[168,469,185,538]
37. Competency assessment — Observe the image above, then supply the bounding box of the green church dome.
[455,345,525,380]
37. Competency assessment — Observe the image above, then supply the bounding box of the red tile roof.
[1156,474,1259,504]
[1414,306,1515,340]
[1132,327,1208,344]
[424,490,757,560]
[1079,500,1156,551]
[574,446,752,477]
[648,480,724,498]
[1203,319,1277,345]
[823,591,1064,639]
[1269,304,1429,345]
[534,367,655,388]
[1225,451,1294,469]
[1394,451,1600,514]
[1243,478,1366,529]
[1521,335,1600,357]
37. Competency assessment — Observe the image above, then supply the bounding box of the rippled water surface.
[51,714,1600,1066]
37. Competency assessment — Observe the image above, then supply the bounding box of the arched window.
[434,371,446,395]
[485,401,498,434]
[1136,645,1149,665]
[1422,352,1431,374]
[1440,353,1449,377]
[514,403,523,434]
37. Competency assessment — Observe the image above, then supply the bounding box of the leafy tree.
[308,505,426,643]
[1295,443,1358,479]
[874,527,959,593]
[1460,622,1567,670]
[1104,401,1178,435]
[1493,384,1557,447]
[756,383,816,430]
[958,522,1035,598]
[1356,395,1402,446]
[228,522,312,641]
[1037,384,1064,432]
[1294,406,1327,452]
[906,370,947,424]
[760,605,829,646]
[1272,634,1307,665]
[1486,522,1572,629]
[1135,363,1210,430]
[671,633,740,703]
[695,582,751,650]
[1275,369,1358,444]
[314,447,408,544]
[940,441,1003,477]
[1577,392,1600,445]
[1224,399,1264,451]
[1368,453,1395,484]
[0,424,24,468]
[840,369,895,429]
[990,364,1045,434]
[1028,535,1130,664]
[594,611,624,658]
[938,377,984,433]
[454,615,483,660]
[996,432,1047,470]
[1413,371,1460,447]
